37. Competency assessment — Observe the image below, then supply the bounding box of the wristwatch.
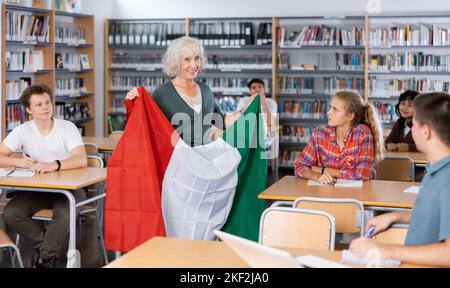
[55,160,61,171]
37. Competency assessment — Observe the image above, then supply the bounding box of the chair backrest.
[87,155,104,168]
[373,224,408,245]
[109,130,124,140]
[84,143,99,156]
[294,197,365,236]
[375,156,415,182]
[259,206,336,251]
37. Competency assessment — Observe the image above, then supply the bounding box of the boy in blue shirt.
[350,92,450,267]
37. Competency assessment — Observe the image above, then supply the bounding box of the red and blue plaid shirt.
[294,124,374,180]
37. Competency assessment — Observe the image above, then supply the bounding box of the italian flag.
[105,87,267,252]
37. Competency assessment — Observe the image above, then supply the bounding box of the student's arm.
[0,143,36,168]
[30,145,87,174]
[339,127,375,180]
[385,121,400,151]
[365,211,411,235]
[350,238,450,267]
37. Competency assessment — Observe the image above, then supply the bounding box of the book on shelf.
[369,53,450,72]
[280,125,313,144]
[6,103,29,131]
[279,149,301,167]
[373,101,397,123]
[6,78,31,101]
[6,49,44,71]
[55,26,86,45]
[323,77,364,95]
[109,22,185,46]
[277,25,365,47]
[198,78,271,94]
[56,78,87,97]
[55,102,90,121]
[205,54,272,71]
[5,11,51,43]
[110,76,168,91]
[370,77,450,97]
[370,24,450,47]
[55,53,89,70]
[54,0,82,13]
[80,54,90,69]
[110,51,165,70]
[278,99,327,119]
[278,76,314,94]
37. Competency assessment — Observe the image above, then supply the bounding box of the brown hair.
[413,92,450,147]
[334,90,384,165]
[19,84,54,108]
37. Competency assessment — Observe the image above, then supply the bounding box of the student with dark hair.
[350,92,450,267]
[295,90,384,184]
[385,90,420,152]
[0,84,87,268]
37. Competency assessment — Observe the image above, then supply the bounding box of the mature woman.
[126,36,252,146]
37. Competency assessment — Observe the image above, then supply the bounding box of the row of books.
[278,100,327,119]
[110,76,167,91]
[277,25,365,47]
[55,26,86,45]
[55,0,82,13]
[108,22,186,46]
[335,53,364,71]
[369,53,450,72]
[6,103,29,131]
[370,77,450,97]
[55,102,90,122]
[5,77,31,101]
[279,150,301,167]
[55,53,90,70]
[205,55,272,71]
[369,24,450,47]
[278,77,314,94]
[5,49,44,71]
[277,52,364,71]
[111,52,164,70]
[373,102,397,123]
[5,11,51,43]
[111,97,126,113]
[323,77,365,95]
[280,125,313,144]
[198,78,271,94]
[190,22,272,46]
[56,78,87,97]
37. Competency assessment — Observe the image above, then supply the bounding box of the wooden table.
[0,167,107,268]
[258,176,418,209]
[83,136,119,154]
[385,151,428,166]
[105,237,426,268]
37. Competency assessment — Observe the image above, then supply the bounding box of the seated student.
[236,78,277,148]
[0,84,87,268]
[294,91,384,184]
[385,90,419,152]
[350,92,450,267]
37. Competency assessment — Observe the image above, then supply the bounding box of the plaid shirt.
[294,124,374,180]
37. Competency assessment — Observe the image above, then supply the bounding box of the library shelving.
[103,14,450,172]
[1,0,95,137]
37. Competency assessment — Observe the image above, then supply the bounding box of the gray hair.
[162,36,207,77]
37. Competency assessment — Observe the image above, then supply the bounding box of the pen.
[365,226,376,238]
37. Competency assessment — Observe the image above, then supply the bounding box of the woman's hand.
[126,87,139,100]
[30,162,58,174]
[386,143,398,151]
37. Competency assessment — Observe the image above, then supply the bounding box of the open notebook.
[0,168,35,178]
[214,230,349,268]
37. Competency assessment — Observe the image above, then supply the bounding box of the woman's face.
[399,99,413,119]
[178,54,201,81]
[327,97,354,128]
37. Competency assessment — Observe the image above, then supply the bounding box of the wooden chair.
[373,224,408,245]
[375,156,415,182]
[294,197,366,239]
[84,143,99,156]
[109,130,123,140]
[259,206,336,251]
[0,229,23,268]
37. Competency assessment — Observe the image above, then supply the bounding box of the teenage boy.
[350,92,450,267]
[0,84,87,268]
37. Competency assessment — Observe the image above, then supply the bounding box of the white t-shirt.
[3,119,84,163]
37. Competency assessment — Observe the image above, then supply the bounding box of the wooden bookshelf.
[1,1,95,138]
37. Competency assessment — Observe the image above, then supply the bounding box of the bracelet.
[321,167,325,174]
[55,160,61,171]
